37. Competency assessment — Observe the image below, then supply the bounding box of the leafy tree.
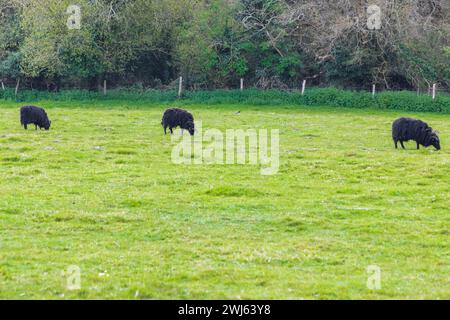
[175,0,245,88]
[0,0,24,83]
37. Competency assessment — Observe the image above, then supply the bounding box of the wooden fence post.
[372,84,376,97]
[103,80,107,95]
[240,78,244,91]
[1,81,4,91]
[178,76,183,98]
[15,79,20,98]
[301,80,306,95]
[432,83,436,100]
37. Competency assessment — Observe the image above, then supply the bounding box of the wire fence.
[1,76,449,101]
[165,77,450,99]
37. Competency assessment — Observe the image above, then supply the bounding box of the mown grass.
[0,100,449,299]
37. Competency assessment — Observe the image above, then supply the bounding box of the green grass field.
[0,100,448,299]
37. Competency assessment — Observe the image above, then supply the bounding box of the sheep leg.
[400,141,405,149]
[394,140,398,149]
[169,128,173,134]
[416,142,420,150]
[163,126,167,135]
[35,124,38,130]
[24,124,27,130]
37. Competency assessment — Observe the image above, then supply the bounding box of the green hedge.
[0,87,448,113]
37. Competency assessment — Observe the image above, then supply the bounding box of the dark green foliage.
[0,51,22,79]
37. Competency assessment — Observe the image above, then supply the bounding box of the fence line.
[0,77,449,97]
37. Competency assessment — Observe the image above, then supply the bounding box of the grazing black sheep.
[392,117,440,150]
[161,108,195,136]
[20,106,51,130]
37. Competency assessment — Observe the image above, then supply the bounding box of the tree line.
[1,0,449,91]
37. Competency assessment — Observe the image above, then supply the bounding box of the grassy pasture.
[0,100,448,299]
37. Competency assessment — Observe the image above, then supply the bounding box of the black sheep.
[392,117,440,150]
[161,108,195,136]
[20,106,51,130]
